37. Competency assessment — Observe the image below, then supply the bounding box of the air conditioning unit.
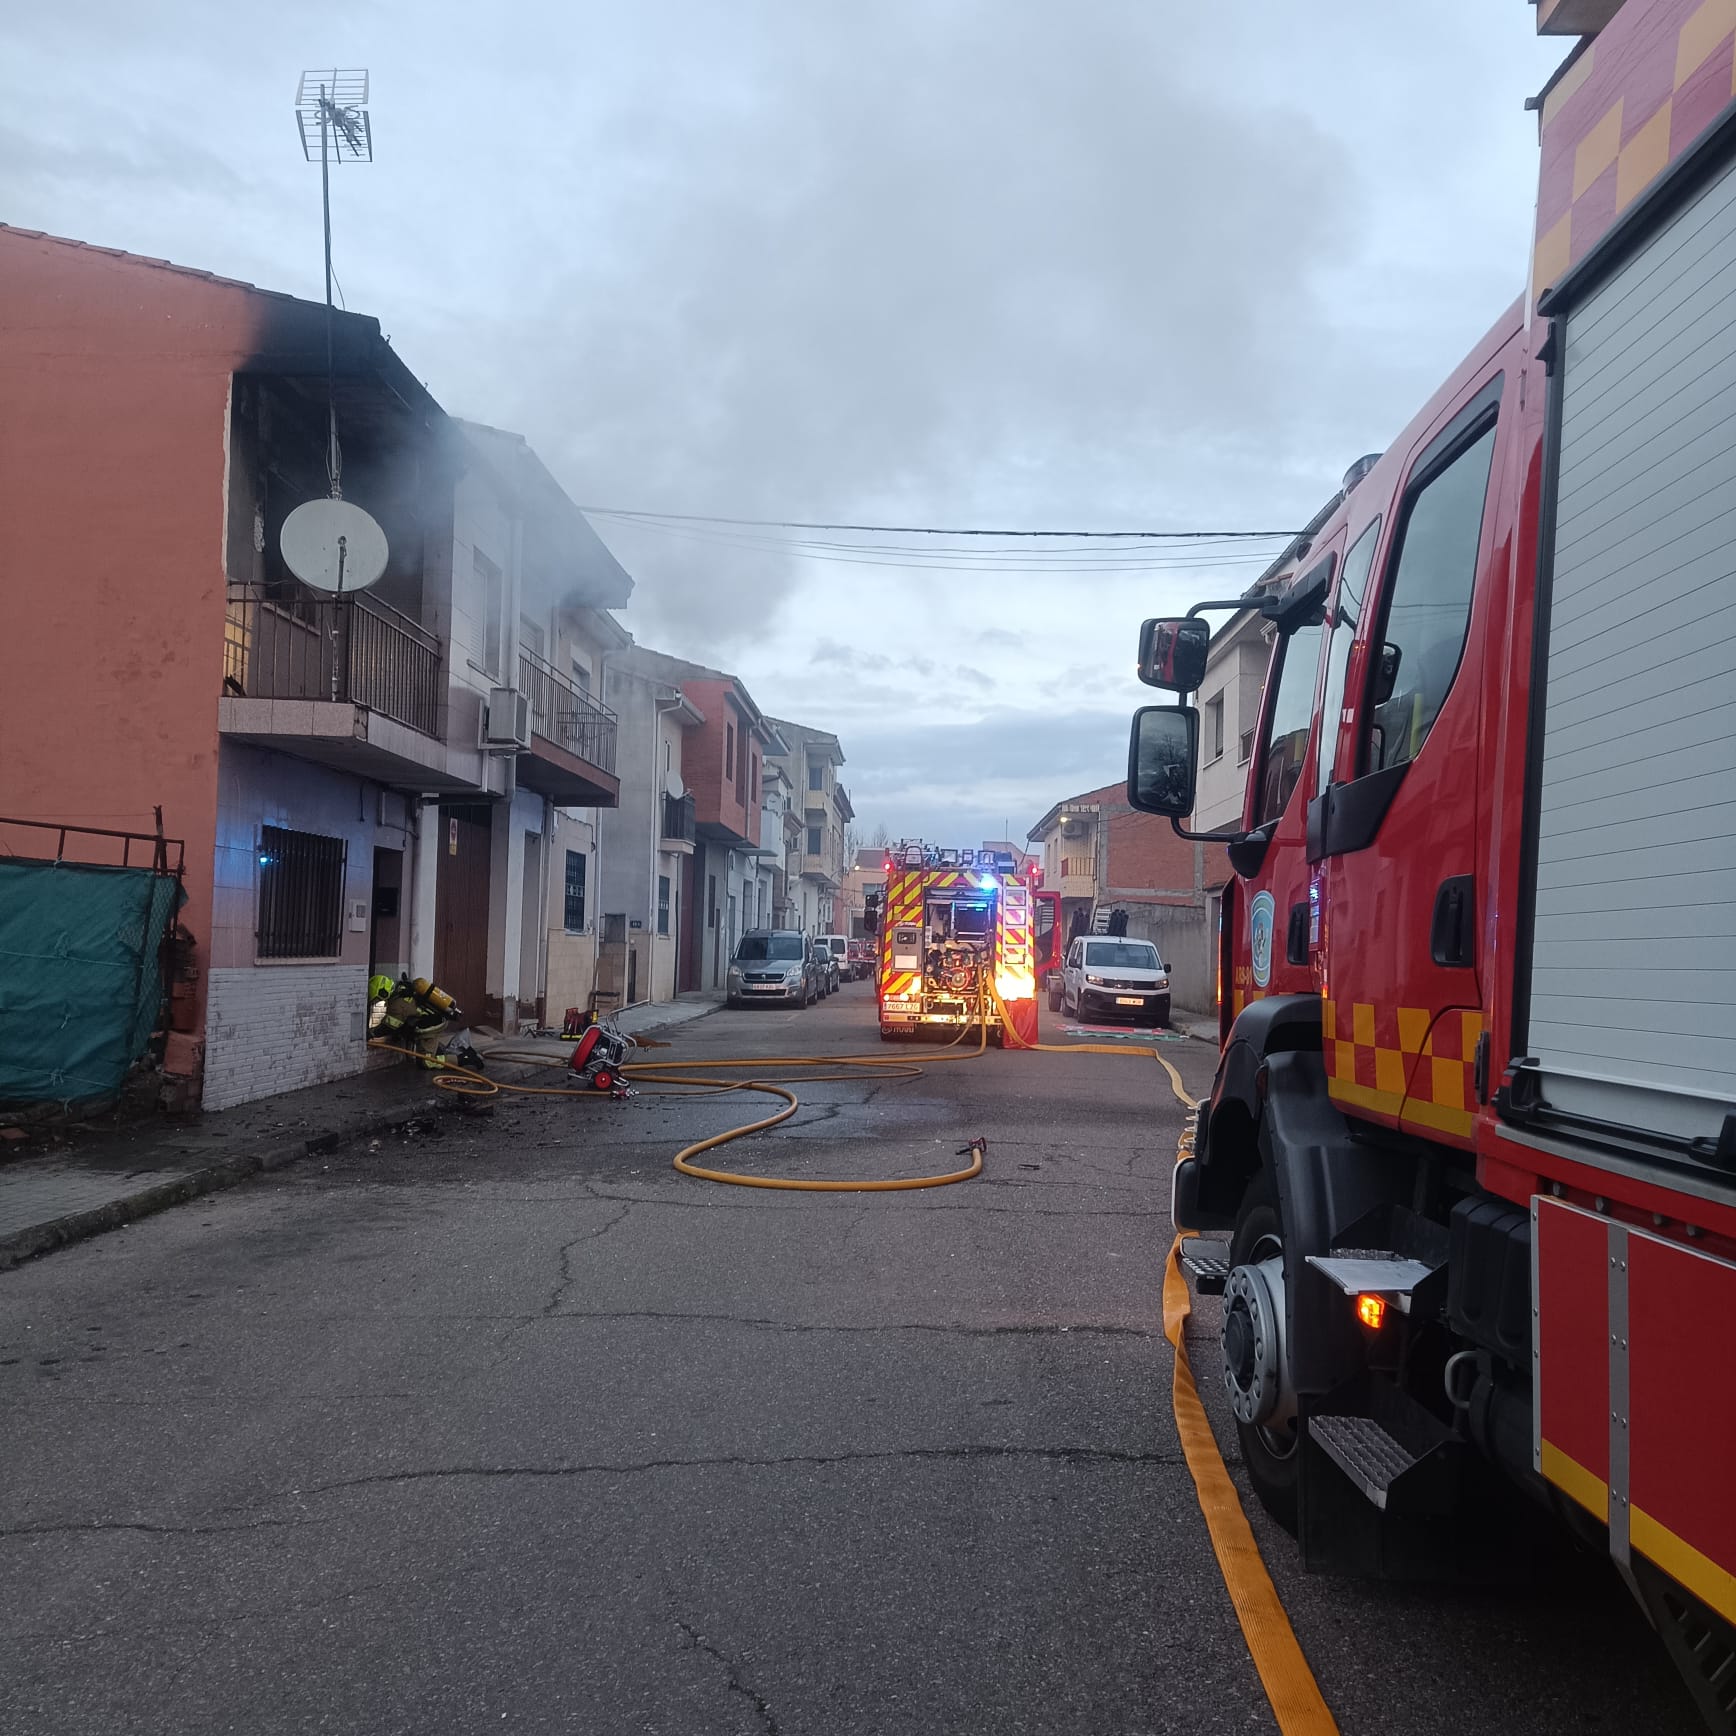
[482,687,530,752]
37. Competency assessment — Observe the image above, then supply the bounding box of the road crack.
[540,1203,634,1317]
[530,1309,1153,1341]
[291,1442,1183,1498]
[675,1617,780,1735]
[0,1514,323,1543]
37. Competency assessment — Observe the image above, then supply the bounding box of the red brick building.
[1028,782,1228,1012]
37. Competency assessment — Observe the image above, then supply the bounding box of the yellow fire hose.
[369,1008,992,1192]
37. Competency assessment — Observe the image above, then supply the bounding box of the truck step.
[1307,1376,1461,1518]
[1179,1240,1231,1294]
[1640,1569,1736,1736]
[1306,1251,1436,1314]
[1310,1416,1424,1510]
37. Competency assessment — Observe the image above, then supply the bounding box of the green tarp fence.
[0,859,184,1104]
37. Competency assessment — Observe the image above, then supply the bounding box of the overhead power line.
[602,514,1283,576]
[583,506,1297,541]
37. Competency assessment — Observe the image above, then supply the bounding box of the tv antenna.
[294,70,373,502]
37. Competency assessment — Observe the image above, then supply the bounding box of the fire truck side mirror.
[1126,705,1199,818]
[1137,617,1210,692]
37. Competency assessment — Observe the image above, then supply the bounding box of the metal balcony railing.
[224,586,442,738]
[662,791,696,843]
[518,648,618,774]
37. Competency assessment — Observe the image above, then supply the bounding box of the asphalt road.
[0,987,1696,1735]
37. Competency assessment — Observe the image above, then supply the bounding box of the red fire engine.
[1132,2,1736,1722]
[872,844,1060,1046]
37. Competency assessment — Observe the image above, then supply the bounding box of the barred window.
[657,874,671,936]
[257,826,346,959]
[564,850,587,931]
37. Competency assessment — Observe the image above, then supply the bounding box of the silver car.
[726,930,815,1007]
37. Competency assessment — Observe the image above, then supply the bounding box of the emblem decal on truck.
[1249,891,1274,989]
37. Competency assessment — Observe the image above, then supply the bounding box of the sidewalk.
[0,1062,443,1271]
[614,990,724,1036]
[0,994,727,1271]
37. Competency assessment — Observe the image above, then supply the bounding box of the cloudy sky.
[2,2,1565,844]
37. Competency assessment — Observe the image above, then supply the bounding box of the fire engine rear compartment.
[1519,137,1736,1161]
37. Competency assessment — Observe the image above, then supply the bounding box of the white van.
[1051,936,1170,1026]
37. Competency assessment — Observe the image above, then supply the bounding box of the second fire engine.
[871,845,1060,1046]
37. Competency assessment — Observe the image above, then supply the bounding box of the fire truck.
[873,844,1061,1046]
[1130,2,1736,1723]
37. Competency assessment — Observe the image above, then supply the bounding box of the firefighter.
[372,975,462,1069]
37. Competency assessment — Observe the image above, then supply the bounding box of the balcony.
[1533,0,1622,35]
[516,649,620,807]
[1058,856,1096,899]
[219,585,467,789]
[662,791,696,853]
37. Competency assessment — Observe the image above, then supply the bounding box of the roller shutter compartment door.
[1528,146,1736,1147]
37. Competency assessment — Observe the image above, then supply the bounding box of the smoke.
[413,0,1359,649]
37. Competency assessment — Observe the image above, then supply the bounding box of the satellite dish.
[281,499,389,594]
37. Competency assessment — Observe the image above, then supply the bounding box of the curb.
[0,1094,442,1273]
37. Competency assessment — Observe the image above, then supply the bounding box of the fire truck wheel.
[1047,980,1062,1012]
[1227,1168,1300,1534]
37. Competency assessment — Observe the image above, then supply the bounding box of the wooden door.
[435,805,492,1025]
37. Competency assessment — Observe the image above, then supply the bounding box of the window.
[725,723,735,781]
[663,740,672,781]
[750,753,759,805]
[707,874,717,928]
[1314,519,1382,798]
[736,933,803,962]
[808,761,823,792]
[1237,729,1253,766]
[476,551,504,677]
[737,726,749,796]
[1365,423,1497,773]
[563,850,587,931]
[1252,609,1325,828]
[257,826,346,959]
[1205,693,1225,761]
[572,658,591,694]
[1084,940,1162,970]
[520,613,546,661]
[807,826,822,856]
[657,874,671,936]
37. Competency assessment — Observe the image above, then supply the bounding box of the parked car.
[727,930,817,1007]
[810,936,840,996]
[819,935,854,982]
[1051,936,1170,1026]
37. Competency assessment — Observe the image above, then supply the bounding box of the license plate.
[1115,995,1145,1006]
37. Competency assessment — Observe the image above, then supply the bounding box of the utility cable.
[582,507,1298,540]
